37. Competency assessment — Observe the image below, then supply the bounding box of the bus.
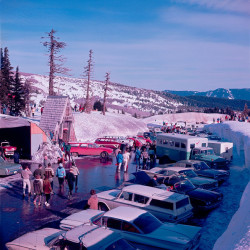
[156,134,208,162]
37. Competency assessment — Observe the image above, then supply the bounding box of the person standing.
[87,189,98,209]
[33,175,43,206]
[33,164,44,188]
[56,163,66,191]
[43,176,52,206]
[116,151,123,172]
[135,147,141,169]
[70,161,80,190]
[43,154,49,168]
[64,143,71,161]
[141,148,149,170]
[21,165,32,198]
[65,168,75,199]
[13,150,20,164]
[44,163,54,193]
[123,150,130,172]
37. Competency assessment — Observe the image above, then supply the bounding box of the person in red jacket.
[43,176,52,207]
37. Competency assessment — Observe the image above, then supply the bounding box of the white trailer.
[208,141,233,161]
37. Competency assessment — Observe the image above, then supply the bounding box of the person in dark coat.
[65,168,75,199]
[13,150,20,164]
[33,175,43,206]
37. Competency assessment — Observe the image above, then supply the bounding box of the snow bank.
[213,182,250,250]
[205,121,250,168]
[32,142,63,163]
[144,112,226,125]
[74,111,148,142]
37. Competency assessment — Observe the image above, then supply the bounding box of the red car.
[69,142,113,158]
[0,141,17,157]
[94,138,122,150]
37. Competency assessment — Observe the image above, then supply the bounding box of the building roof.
[39,96,69,134]
[157,133,208,141]
[104,206,147,222]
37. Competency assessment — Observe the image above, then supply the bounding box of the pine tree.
[11,67,26,115]
[0,47,14,109]
[41,29,69,95]
[242,103,248,117]
[103,72,110,115]
[84,49,94,113]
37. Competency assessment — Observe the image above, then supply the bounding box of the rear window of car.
[134,194,149,204]
[176,198,189,209]
[150,199,173,210]
[70,144,80,147]
[119,192,133,201]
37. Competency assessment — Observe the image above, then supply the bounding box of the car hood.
[97,189,120,200]
[148,224,201,245]
[6,228,64,250]
[197,169,228,177]
[199,155,226,162]
[189,177,217,185]
[187,188,222,201]
[0,162,21,169]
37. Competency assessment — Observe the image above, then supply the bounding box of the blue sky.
[1,0,250,91]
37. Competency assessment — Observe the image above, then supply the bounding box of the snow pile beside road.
[205,121,250,168]
[213,182,250,250]
[32,142,63,163]
[74,111,148,142]
[144,112,226,125]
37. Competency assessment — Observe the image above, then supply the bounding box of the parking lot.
[0,152,249,249]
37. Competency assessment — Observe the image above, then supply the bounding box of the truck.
[208,141,233,161]
[190,147,229,170]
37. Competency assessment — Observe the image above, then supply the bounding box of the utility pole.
[103,72,110,115]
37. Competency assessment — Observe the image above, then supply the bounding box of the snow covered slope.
[21,73,183,115]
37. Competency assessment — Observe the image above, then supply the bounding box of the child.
[43,176,52,207]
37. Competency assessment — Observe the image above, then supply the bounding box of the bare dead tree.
[41,29,70,96]
[84,49,94,113]
[103,72,110,115]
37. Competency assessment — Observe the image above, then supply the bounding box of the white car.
[60,207,201,250]
[6,226,134,250]
[97,184,193,223]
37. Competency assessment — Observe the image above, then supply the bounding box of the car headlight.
[206,201,211,205]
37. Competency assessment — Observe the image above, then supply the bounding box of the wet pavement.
[0,156,137,249]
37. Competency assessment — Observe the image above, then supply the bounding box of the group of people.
[20,156,81,207]
[115,142,157,172]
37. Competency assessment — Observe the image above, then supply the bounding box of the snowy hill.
[20,73,184,116]
[166,88,250,101]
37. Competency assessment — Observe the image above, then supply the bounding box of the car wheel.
[72,152,78,157]
[100,151,108,159]
[98,203,109,211]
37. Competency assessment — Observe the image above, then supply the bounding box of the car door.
[79,143,88,155]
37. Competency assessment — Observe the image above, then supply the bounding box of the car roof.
[161,166,192,172]
[63,225,121,248]
[6,228,63,249]
[62,209,103,223]
[177,160,202,164]
[122,184,187,201]
[104,206,147,222]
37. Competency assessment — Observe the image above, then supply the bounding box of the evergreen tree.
[11,67,26,115]
[242,103,248,117]
[103,72,110,115]
[41,29,69,95]
[0,47,14,108]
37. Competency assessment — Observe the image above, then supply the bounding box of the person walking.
[70,161,80,190]
[21,165,32,198]
[116,151,123,172]
[33,164,44,188]
[43,154,49,168]
[44,163,54,193]
[123,150,130,172]
[141,148,149,170]
[135,147,141,169]
[87,189,98,209]
[56,163,66,191]
[33,175,43,206]
[43,176,52,207]
[65,168,75,199]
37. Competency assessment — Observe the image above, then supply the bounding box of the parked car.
[6,225,134,250]
[164,178,223,211]
[69,142,113,158]
[95,137,122,149]
[175,160,230,184]
[0,141,17,157]
[103,135,130,144]
[0,156,22,176]
[126,171,223,212]
[97,184,193,223]
[126,137,143,147]
[145,166,219,190]
[60,207,201,250]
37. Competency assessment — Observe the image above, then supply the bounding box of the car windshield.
[174,180,195,192]
[201,149,214,155]
[133,212,162,234]
[194,162,210,170]
[106,239,135,250]
[179,169,197,178]
[1,142,9,147]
